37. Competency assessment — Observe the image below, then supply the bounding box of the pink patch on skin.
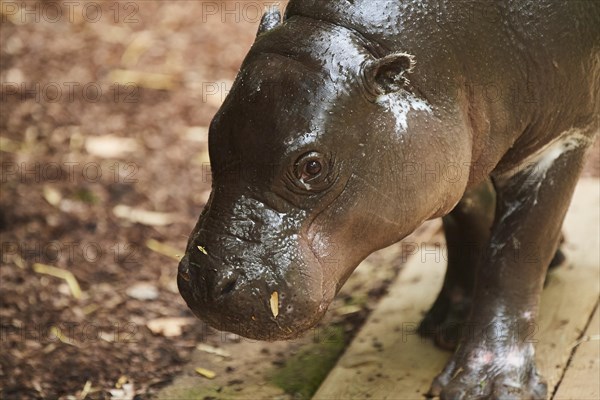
[473,350,494,365]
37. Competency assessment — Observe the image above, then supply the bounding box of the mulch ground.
[1,1,262,398]
[1,1,598,399]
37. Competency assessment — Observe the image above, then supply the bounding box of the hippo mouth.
[177,255,333,340]
[178,259,331,340]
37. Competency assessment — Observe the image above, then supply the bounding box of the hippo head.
[178,12,465,340]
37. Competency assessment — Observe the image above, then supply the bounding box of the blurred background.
[1,1,288,398]
[1,1,598,399]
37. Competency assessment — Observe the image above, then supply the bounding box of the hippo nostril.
[219,277,238,296]
[179,270,190,282]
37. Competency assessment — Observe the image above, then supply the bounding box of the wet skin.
[178,1,600,398]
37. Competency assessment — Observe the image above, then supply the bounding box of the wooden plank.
[313,178,600,400]
[553,306,599,400]
[536,178,600,391]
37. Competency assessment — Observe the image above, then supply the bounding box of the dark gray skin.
[178,1,600,398]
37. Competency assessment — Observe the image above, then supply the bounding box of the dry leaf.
[146,239,182,260]
[50,325,79,347]
[113,205,176,226]
[33,263,82,299]
[109,69,177,90]
[0,137,20,153]
[121,31,154,66]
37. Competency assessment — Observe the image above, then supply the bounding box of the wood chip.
[98,331,115,343]
[84,135,138,158]
[270,291,279,318]
[11,253,25,269]
[147,317,195,337]
[195,367,216,379]
[196,343,231,358]
[79,380,92,400]
[42,185,62,206]
[184,126,208,142]
[109,381,135,400]
[33,263,82,299]
[115,375,129,389]
[335,305,363,316]
[126,282,159,300]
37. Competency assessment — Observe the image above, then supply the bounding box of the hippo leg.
[428,135,590,400]
[419,182,566,351]
[418,180,495,350]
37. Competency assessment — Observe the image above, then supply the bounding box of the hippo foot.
[427,343,547,400]
[417,291,471,350]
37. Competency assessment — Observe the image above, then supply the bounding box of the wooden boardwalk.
[314,178,600,400]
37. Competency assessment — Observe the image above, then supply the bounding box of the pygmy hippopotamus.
[178,1,600,398]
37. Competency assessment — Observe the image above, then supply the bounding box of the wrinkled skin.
[178,1,600,398]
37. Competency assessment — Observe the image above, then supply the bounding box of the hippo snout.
[177,207,335,340]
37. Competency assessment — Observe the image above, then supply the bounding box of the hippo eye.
[294,152,329,189]
[304,160,322,177]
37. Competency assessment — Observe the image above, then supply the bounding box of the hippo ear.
[256,6,282,36]
[363,52,415,96]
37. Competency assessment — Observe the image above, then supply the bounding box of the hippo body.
[179,1,599,398]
